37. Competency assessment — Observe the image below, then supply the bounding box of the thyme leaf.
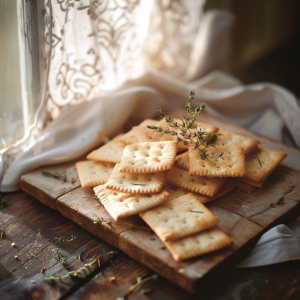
[45,256,100,281]
[0,193,9,208]
[270,197,285,208]
[53,248,68,267]
[258,158,262,168]
[130,183,147,186]
[107,251,118,255]
[41,171,68,183]
[0,228,5,239]
[131,274,159,292]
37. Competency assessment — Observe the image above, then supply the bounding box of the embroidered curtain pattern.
[46,0,205,119]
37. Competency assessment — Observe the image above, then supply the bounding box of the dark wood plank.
[66,255,149,300]
[0,192,121,300]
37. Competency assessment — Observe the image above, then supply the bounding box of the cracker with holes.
[87,134,126,163]
[189,145,247,177]
[229,178,256,193]
[94,185,169,220]
[164,180,235,204]
[118,129,139,145]
[166,166,227,197]
[140,193,220,241]
[237,145,287,186]
[213,128,259,156]
[105,163,168,194]
[118,141,178,173]
[163,226,233,261]
[76,161,115,188]
[174,151,189,171]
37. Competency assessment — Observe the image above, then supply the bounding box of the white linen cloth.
[236,224,300,267]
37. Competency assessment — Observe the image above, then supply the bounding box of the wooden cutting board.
[20,109,300,293]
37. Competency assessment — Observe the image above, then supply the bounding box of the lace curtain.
[47,0,206,119]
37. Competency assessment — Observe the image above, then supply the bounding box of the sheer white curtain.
[1,0,300,192]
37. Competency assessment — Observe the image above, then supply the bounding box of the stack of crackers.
[75,118,287,262]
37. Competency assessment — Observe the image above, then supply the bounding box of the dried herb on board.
[147,90,224,165]
[130,273,159,292]
[54,235,76,243]
[45,256,100,281]
[0,228,5,239]
[41,171,68,183]
[0,193,9,208]
[53,248,68,268]
[270,197,285,208]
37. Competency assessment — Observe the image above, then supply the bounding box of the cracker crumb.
[14,255,18,259]
[31,280,36,283]
[178,268,184,273]
[11,242,16,247]
[110,277,116,281]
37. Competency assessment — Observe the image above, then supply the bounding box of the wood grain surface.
[19,109,300,293]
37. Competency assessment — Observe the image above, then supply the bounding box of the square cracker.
[189,145,246,177]
[118,141,178,173]
[237,145,287,184]
[140,193,220,241]
[118,129,139,145]
[212,128,259,156]
[175,151,189,171]
[87,134,126,163]
[76,161,115,188]
[94,185,169,220]
[166,166,227,197]
[164,181,235,204]
[164,226,233,261]
[229,178,257,193]
[104,163,168,194]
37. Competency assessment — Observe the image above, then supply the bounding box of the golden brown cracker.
[140,193,220,241]
[118,141,178,173]
[237,145,287,184]
[87,134,126,163]
[164,226,233,261]
[104,163,168,194]
[94,185,169,220]
[76,161,115,188]
[213,128,259,156]
[189,145,247,177]
[166,166,227,197]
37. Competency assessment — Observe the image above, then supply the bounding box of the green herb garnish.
[270,197,284,208]
[93,219,102,225]
[54,235,76,243]
[41,171,68,183]
[46,256,100,281]
[142,287,154,294]
[257,157,262,168]
[53,248,68,267]
[0,193,9,208]
[130,183,147,186]
[131,274,159,292]
[148,91,224,165]
[107,251,118,255]
[0,228,5,239]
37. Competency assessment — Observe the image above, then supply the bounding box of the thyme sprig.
[0,228,5,239]
[148,90,224,165]
[54,235,76,243]
[130,274,159,292]
[53,248,68,268]
[41,171,68,183]
[0,193,9,208]
[270,197,284,208]
[45,256,100,281]
[257,158,262,168]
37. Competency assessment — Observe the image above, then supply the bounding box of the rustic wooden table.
[1,110,300,299]
[0,190,300,300]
